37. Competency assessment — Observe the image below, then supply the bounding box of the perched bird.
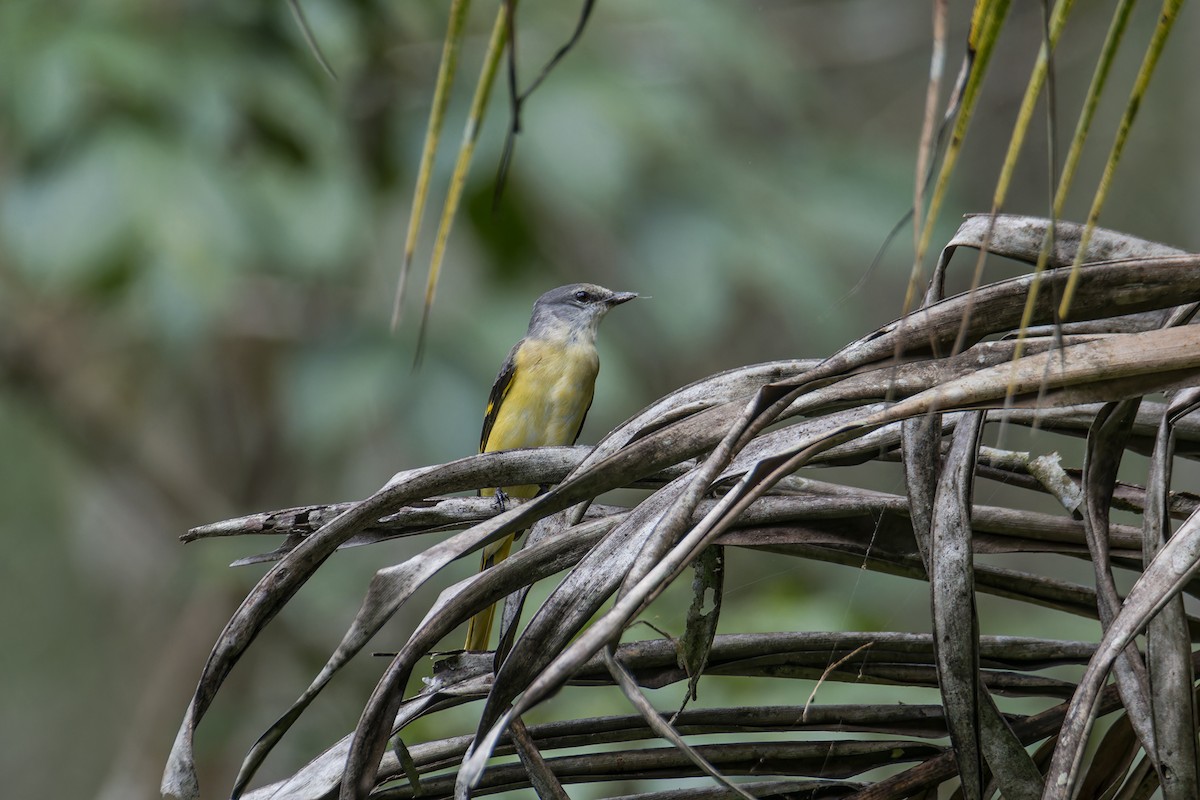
[464,282,637,651]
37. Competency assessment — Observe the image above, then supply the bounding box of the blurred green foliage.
[1,1,1197,798]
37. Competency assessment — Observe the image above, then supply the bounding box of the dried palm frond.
[164,216,1200,800]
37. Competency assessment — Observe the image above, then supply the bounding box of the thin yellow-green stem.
[415,2,512,363]
[956,0,1075,360]
[1054,0,1138,214]
[969,0,994,44]
[391,0,473,331]
[990,0,1075,212]
[912,0,948,263]
[910,0,1011,313]
[1011,0,1138,364]
[1059,0,1183,319]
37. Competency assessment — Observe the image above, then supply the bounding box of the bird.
[464,282,638,651]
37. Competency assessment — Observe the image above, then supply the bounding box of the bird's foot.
[492,488,510,511]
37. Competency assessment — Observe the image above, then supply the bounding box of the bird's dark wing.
[480,340,522,452]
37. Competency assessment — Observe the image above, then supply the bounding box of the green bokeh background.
[2,2,1198,798]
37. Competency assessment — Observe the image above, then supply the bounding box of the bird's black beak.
[608,291,638,306]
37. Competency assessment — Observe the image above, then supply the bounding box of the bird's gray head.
[526,283,638,342]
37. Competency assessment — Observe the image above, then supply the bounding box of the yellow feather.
[485,339,598,449]
[464,337,599,651]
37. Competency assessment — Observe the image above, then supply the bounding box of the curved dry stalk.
[246,633,1079,800]
[168,219,1200,800]
[1141,393,1200,800]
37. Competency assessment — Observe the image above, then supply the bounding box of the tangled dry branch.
[165,216,1200,800]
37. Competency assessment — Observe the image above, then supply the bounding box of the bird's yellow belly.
[483,340,598,498]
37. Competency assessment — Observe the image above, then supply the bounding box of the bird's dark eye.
[573,290,590,302]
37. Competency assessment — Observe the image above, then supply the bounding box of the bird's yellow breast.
[484,338,600,455]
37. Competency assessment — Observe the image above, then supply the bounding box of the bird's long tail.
[463,533,516,651]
